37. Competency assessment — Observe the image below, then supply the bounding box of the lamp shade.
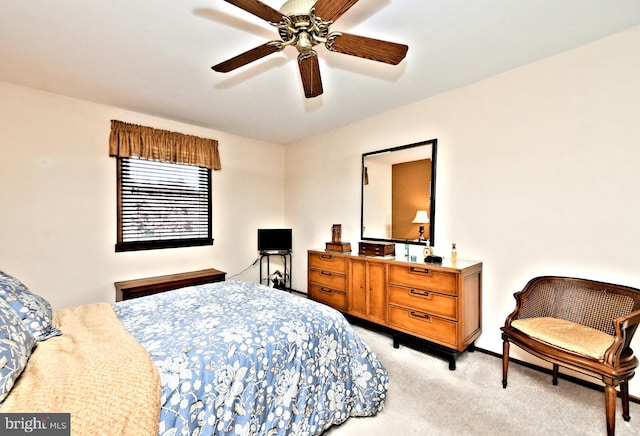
[280,0,315,14]
[412,210,430,224]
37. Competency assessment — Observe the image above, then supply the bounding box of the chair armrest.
[603,308,640,365]
[504,289,527,327]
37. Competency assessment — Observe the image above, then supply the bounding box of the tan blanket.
[0,302,161,436]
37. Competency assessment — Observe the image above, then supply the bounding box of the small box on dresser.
[325,242,352,253]
[358,241,395,256]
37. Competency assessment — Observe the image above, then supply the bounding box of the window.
[109,119,221,251]
[116,157,212,252]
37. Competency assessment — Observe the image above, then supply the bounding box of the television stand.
[259,250,292,291]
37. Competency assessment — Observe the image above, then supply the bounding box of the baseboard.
[475,347,640,404]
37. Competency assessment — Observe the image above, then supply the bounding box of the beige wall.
[286,27,640,389]
[0,81,286,309]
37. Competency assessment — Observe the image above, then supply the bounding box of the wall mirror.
[361,139,437,246]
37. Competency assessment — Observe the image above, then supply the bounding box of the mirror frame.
[360,138,437,246]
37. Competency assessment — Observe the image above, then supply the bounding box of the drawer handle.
[410,289,430,297]
[410,311,431,320]
[320,254,333,260]
[321,271,333,277]
[320,287,333,294]
[410,267,430,275]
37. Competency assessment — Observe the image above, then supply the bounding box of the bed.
[0,272,388,435]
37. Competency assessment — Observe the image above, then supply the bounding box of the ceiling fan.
[212,0,409,98]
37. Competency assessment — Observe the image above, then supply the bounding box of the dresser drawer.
[309,253,347,274]
[388,305,457,347]
[309,269,347,291]
[388,265,457,296]
[308,284,348,312]
[388,285,457,320]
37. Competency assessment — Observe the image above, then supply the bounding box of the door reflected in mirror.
[361,139,437,246]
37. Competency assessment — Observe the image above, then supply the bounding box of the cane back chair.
[501,276,640,436]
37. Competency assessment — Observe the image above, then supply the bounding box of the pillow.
[0,270,61,341]
[0,298,36,403]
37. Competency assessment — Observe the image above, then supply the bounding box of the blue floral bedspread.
[113,280,388,435]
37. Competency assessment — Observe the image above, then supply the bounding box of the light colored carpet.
[326,325,640,436]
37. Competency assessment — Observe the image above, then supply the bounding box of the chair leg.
[621,381,631,421]
[502,340,510,388]
[552,364,559,386]
[604,384,617,436]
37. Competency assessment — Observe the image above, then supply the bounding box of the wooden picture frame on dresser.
[308,249,482,370]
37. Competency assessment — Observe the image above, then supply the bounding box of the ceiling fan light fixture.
[276,0,328,53]
[279,0,315,16]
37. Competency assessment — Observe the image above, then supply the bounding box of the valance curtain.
[109,120,221,170]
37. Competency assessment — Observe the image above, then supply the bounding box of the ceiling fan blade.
[298,51,323,98]
[313,0,360,23]
[212,42,282,72]
[327,32,408,65]
[223,0,284,23]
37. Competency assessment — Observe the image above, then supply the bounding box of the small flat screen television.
[257,228,292,252]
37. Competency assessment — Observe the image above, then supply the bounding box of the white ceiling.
[1,1,639,145]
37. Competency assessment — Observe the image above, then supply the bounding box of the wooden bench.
[114,268,226,301]
[501,276,640,436]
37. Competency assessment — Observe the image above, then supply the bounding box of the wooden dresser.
[308,249,482,369]
[115,268,226,301]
